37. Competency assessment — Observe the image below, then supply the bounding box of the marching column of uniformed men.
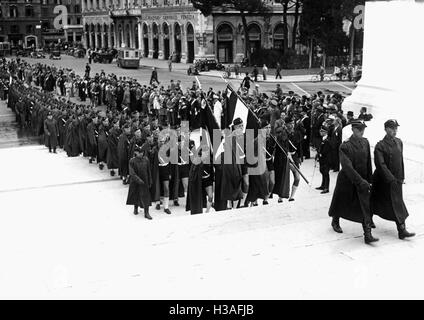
[329,119,415,244]
[0,58,415,243]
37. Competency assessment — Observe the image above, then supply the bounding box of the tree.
[190,0,271,63]
[291,0,301,49]
[340,0,365,65]
[299,0,349,67]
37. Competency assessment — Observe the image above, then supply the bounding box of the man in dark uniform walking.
[328,120,378,244]
[370,119,415,240]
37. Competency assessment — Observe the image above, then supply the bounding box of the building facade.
[0,0,83,48]
[82,0,299,63]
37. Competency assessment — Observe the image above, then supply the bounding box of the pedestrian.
[252,65,259,82]
[126,144,153,220]
[168,57,172,72]
[150,67,159,86]
[370,119,415,239]
[275,62,282,79]
[319,65,325,82]
[241,72,252,94]
[262,64,268,81]
[85,63,91,78]
[328,119,378,244]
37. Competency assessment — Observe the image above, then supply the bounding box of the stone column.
[129,22,135,48]
[73,32,77,43]
[180,25,187,63]
[64,30,69,42]
[82,0,86,12]
[138,21,143,51]
[101,30,105,48]
[169,27,174,59]
[148,25,154,58]
[94,31,99,48]
[86,0,91,10]
[107,26,112,49]
[158,25,164,59]
[93,0,98,10]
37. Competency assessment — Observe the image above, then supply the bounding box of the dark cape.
[117,132,130,177]
[186,163,207,215]
[65,118,81,157]
[328,135,373,223]
[370,135,409,223]
[219,135,243,202]
[148,145,161,202]
[97,125,109,163]
[126,156,152,208]
[246,137,269,202]
[107,127,121,170]
[85,121,98,158]
[272,132,290,198]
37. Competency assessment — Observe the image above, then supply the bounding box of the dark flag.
[223,85,259,132]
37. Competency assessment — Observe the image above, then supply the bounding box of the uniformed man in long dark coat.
[97,117,109,170]
[126,143,153,220]
[117,123,131,184]
[44,111,59,153]
[107,119,121,176]
[370,119,415,240]
[328,120,379,244]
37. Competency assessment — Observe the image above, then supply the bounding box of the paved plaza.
[0,58,423,299]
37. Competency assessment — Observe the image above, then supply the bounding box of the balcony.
[110,7,142,17]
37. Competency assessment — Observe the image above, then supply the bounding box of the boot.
[144,210,152,220]
[363,224,379,244]
[133,205,139,215]
[397,223,415,240]
[331,217,343,233]
[110,170,115,177]
[173,199,180,206]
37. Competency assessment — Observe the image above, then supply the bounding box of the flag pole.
[220,75,310,185]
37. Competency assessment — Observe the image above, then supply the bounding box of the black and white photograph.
[0,0,423,305]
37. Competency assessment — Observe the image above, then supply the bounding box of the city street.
[17,55,356,98]
[1,92,424,299]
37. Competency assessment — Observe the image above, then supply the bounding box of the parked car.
[194,58,225,72]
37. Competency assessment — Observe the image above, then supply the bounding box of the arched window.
[25,5,34,17]
[10,5,19,18]
[247,23,261,54]
[273,23,286,51]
